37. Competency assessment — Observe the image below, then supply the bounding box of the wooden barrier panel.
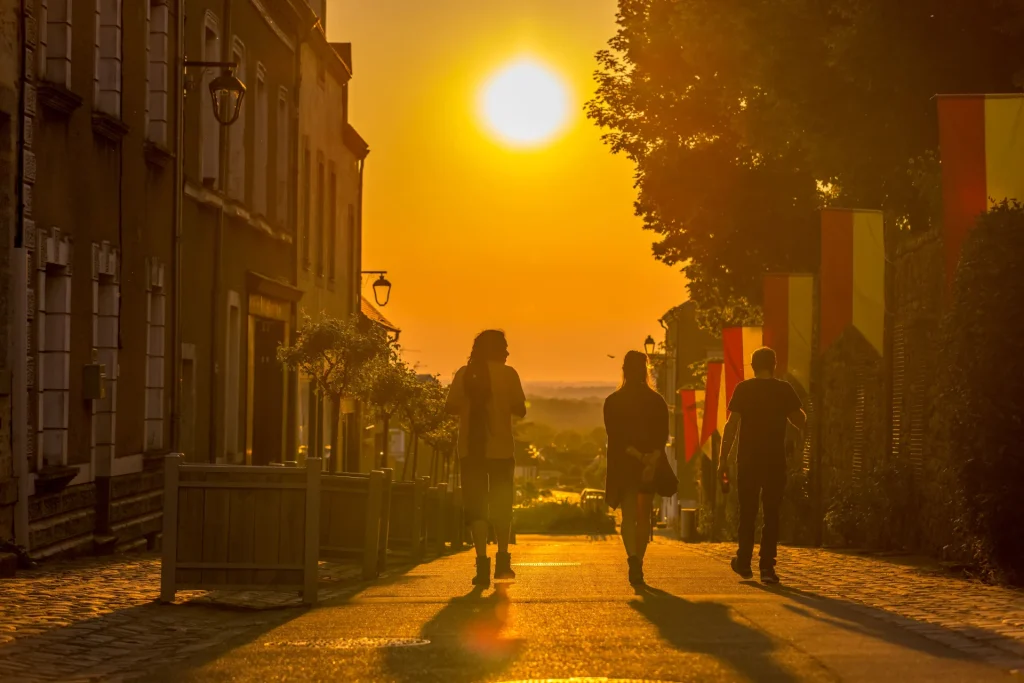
[319,469,390,580]
[424,485,447,556]
[388,477,427,560]
[160,455,322,605]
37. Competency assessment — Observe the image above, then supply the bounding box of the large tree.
[588,0,1024,329]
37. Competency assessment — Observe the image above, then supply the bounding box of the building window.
[301,140,311,269]
[276,87,289,225]
[201,12,221,186]
[146,1,170,145]
[38,263,71,469]
[227,37,246,201]
[95,0,123,117]
[253,64,268,216]
[145,260,166,451]
[316,152,325,276]
[345,203,356,310]
[92,243,120,469]
[224,292,242,461]
[328,165,337,281]
[40,0,73,88]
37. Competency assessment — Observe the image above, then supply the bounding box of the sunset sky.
[329,0,686,383]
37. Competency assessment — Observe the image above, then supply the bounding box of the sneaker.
[472,557,491,587]
[494,552,516,580]
[760,566,780,584]
[731,556,754,579]
[627,556,645,586]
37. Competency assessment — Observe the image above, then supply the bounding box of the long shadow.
[383,583,524,683]
[630,585,798,682]
[745,581,1005,662]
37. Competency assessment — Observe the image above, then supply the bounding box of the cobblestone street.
[1,539,1023,681]
[689,542,1024,671]
[0,553,370,682]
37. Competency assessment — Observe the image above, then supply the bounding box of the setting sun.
[479,58,570,147]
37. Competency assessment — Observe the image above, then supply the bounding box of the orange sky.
[328,0,686,383]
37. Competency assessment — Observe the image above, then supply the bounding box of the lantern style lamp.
[209,70,246,125]
[644,335,656,357]
[372,274,392,307]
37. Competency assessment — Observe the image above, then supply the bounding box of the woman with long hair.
[603,350,669,586]
[445,330,527,587]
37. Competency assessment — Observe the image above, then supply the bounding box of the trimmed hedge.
[940,201,1024,583]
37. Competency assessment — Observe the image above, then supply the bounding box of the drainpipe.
[12,0,31,548]
[170,0,185,453]
[207,0,232,464]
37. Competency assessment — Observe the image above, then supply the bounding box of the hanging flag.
[763,274,814,391]
[820,209,885,355]
[938,95,1024,287]
[679,389,705,462]
[699,361,727,451]
[723,326,763,407]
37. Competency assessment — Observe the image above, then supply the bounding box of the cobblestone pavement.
[0,552,373,682]
[689,541,1024,671]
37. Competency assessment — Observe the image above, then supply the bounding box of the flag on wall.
[938,95,1024,287]
[699,361,727,450]
[820,209,885,355]
[763,274,814,391]
[680,389,705,462]
[723,326,763,406]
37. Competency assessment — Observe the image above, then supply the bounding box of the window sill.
[144,140,174,169]
[92,110,129,144]
[37,81,83,118]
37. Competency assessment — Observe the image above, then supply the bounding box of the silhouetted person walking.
[445,330,526,587]
[604,351,669,586]
[718,347,807,584]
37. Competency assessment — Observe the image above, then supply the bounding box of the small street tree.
[278,314,391,469]
[401,377,448,481]
[362,353,419,470]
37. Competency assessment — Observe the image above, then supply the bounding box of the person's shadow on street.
[384,583,523,683]
[630,585,797,682]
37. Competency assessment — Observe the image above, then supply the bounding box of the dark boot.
[627,556,645,586]
[473,557,491,587]
[494,551,516,580]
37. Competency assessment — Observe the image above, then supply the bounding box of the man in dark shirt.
[718,346,806,584]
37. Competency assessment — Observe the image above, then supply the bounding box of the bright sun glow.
[479,59,570,147]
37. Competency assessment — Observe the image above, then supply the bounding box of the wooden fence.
[160,455,321,604]
[388,477,428,560]
[319,469,393,579]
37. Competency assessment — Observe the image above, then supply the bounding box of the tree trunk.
[401,429,415,480]
[381,413,390,469]
[329,395,341,473]
[410,435,420,480]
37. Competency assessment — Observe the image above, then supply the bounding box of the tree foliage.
[278,314,391,404]
[588,0,1024,324]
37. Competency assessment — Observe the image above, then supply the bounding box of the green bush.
[940,201,1024,583]
[823,457,918,549]
[513,501,616,535]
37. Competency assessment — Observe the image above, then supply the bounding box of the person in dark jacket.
[603,350,669,586]
[718,346,807,584]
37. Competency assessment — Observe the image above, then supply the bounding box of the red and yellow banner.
[680,388,705,462]
[723,326,762,407]
[938,95,1024,286]
[820,209,885,355]
[763,274,814,391]
[699,361,727,450]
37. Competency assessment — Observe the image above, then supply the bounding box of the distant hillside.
[523,396,606,433]
[523,382,616,400]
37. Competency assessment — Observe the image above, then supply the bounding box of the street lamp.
[184,60,246,125]
[644,335,657,357]
[362,271,392,307]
